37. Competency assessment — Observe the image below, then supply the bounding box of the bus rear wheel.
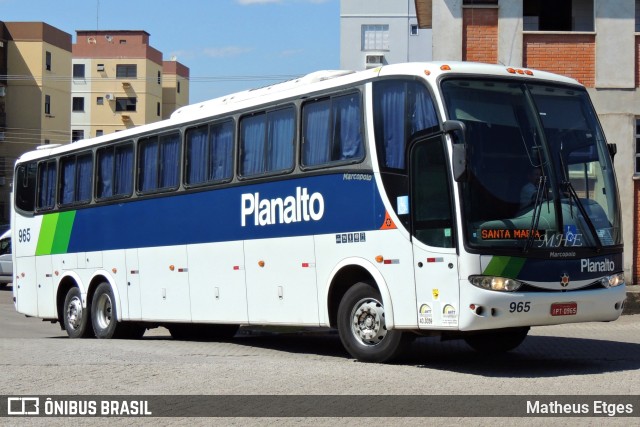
[337,282,409,363]
[91,282,130,339]
[463,327,530,353]
[63,287,94,338]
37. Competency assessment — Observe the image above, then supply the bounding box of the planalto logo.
[241,187,325,227]
[580,258,615,273]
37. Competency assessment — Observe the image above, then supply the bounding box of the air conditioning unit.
[0,86,5,97]
[105,93,114,101]
[97,64,105,72]
[122,82,131,88]
[121,115,131,121]
[365,55,384,67]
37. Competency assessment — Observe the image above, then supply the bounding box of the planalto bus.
[11,62,626,362]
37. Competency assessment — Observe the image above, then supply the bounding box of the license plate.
[550,302,577,316]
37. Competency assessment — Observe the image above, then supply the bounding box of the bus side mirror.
[607,143,617,160]
[443,120,467,182]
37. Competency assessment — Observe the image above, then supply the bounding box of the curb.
[623,285,640,315]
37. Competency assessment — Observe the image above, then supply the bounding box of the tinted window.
[97,143,134,199]
[59,153,93,205]
[37,160,57,210]
[185,120,234,186]
[138,132,181,192]
[302,93,364,168]
[240,107,294,176]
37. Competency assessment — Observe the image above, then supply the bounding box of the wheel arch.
[326,257,394,329]
[55,273,84,326]
[86,270,123,320]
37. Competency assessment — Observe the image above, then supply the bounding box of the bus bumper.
[457,282,626,331]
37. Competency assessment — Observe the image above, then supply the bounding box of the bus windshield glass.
[441,78,621,252]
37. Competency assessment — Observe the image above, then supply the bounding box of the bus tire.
[91,282,123,339]
[463,327,530,353]
[337,282,409,363]
[63,287,94,338]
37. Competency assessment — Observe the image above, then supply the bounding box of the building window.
[44,95,51,115]
[119,39,127,44]
[362,24,390,51]
[73,64,85,79]
[157,102,161,117]
[157,71,161,84]
[115,97,136,112]
[97,97,104,105]
[71,130,84,142]
[636,118,640,174]
[45,51,51,71]
[524,0,594,31]
[410,24,419,36]
[177,81,181,93]
[72,97,85,112]
[116,64,137,78]
[636,0,640,32]
[96,130,103,137]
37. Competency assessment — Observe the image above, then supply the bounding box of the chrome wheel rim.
[350,297,387,346]
[95,292,113,330]
[66,295,83,331]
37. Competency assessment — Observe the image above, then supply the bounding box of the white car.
[0,229,12,286]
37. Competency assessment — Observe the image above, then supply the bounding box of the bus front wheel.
[63,287,94,338]
[337,282,409,363]
[463,327,530,353]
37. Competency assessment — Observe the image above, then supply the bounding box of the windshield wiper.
[558,153,602,251]
[524,174,547,253]
[563,180,602,251]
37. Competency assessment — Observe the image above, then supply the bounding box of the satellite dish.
[105,35,113,42]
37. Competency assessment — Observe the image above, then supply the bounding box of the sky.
[1,0,340,103]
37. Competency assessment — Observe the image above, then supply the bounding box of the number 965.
[509,301,531,313]
[18,228,31,243]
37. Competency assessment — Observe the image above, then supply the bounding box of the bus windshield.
[441,78,621,253]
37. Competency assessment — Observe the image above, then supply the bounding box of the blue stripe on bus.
[67,173,387,253]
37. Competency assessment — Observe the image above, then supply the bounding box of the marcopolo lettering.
[580,258,615,273]
[241,187,325,227]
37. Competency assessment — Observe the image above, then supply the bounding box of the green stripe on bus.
[36,213,60,255]
[483,256,526,278]
[51,211,76,254]
[35,211,76,255]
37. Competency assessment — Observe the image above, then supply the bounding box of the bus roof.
[16,61,582,163]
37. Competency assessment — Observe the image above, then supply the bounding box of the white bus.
[11,62,626,362]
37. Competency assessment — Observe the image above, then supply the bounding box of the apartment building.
[340,0,432,70]
[72,30,189,139]
[0,21,72,224]
[161,59,189,120]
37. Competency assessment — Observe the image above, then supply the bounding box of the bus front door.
[410,134,460,329]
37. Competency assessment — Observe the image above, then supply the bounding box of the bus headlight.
[602,273,625,288]
[469,275,522,292]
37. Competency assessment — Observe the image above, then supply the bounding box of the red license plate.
[550,302,577,316]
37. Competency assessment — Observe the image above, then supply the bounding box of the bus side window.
[138,132,180,193]
[36,160,57,210]
[97,143,134,199]
[240,108,294,177]
[60,152,92,205]
[15,162,37,213]
[302,94,364,168]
